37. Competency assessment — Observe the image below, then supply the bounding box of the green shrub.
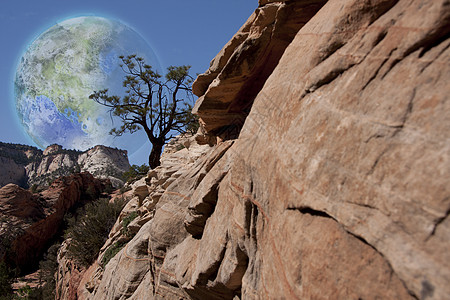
[85,185,98,200]
[30,184,39,193]
[36,243,60,299]
[121,212,139,237]
[0,262,12,299]
[119,185,132,194]
[103,183,115,194]
[175,144,185,151]
[101,241,126,267]
[15,285,34,299]
[122,164,149,183]
[0,235,60,300]
[65,198,125,267]
[122,212,138,229]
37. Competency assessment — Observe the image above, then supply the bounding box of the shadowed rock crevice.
[401,6,450,59]
[428,205,450,238]
[185,182,220,238]
[287,206,333,219]
[286,204,417,299]
[244,198,259,248]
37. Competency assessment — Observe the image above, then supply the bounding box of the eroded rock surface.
[192,0,326,137]
[56,0,449,299]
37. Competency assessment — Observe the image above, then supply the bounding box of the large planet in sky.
[14,16,161,154]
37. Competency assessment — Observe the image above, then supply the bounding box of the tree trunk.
[148,143,163,169]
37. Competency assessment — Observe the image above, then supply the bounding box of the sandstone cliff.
[0,142,131,188]
[56,0,449,299]
[55,134,211,299]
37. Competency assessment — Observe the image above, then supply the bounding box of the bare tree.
[90,55,198,168]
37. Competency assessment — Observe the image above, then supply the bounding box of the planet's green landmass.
[15,16,161,153]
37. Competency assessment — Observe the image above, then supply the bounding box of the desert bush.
[119,185,132,194]
[11,243,62,300]
[121,212,139,237]
[15,285,40,299]
[101,241,126,267]
[122,164,149,183]
[65,198,124,267]
[101,211,139,268]
[30,184,39,193]
[35,243,60,299]
[176,143,185,151]
[0,262,12,299]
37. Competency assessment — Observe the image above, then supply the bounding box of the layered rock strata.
[56,0,449,299]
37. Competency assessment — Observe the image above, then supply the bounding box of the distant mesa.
[0,142,131,188]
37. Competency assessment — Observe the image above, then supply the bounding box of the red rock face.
[59,0,449,299]
[0,173,107,273]
[188,0,449,298]
[174,0,450,298]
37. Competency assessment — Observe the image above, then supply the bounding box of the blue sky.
[0,0,256,164]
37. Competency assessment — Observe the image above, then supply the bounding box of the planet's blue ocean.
[21,95,87,147]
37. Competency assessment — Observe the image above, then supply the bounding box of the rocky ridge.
[56,0,449,299]
[0,142,131,188]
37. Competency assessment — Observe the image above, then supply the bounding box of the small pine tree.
[122,164,149,183]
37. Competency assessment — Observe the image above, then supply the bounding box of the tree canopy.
[90,55,198,168]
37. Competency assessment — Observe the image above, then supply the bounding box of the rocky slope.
[0,142,131,188]
[0,173,110,273]
[55,134,210,299]
[56,0,449,299]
